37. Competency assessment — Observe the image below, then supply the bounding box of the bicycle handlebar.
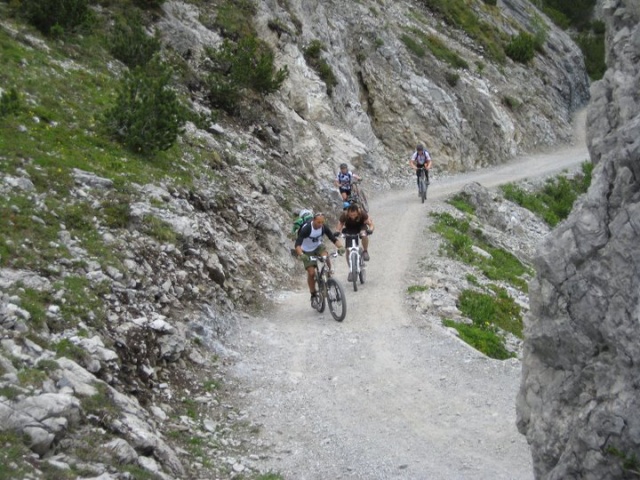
[308,252,339,262]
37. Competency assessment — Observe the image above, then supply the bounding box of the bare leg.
[306,267,316,293]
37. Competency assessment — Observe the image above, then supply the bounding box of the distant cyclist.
[409,143,432,195]
[294,213,345,303]
[336,204,374,281]
[334,163,361,207]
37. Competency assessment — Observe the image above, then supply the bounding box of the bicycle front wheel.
[326,278,347,322]
[315,276,326,313]
[350,252,358,291]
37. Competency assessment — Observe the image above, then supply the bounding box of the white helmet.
[299,209,313,218]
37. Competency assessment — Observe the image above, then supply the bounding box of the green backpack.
[292,210,313,235]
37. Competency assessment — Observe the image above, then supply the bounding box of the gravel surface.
[226,115,589,479]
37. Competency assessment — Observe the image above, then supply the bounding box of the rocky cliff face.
[0,0,596,478]
[517,1,640,478]
[161,0,589,183]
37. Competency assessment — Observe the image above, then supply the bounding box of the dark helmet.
[340,163,348,169]
[416,144,424,151]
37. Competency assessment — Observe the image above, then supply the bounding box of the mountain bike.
[342,233,366,292]
[308,252,347,322]
[417,167,429,203]
[346,180,369,212]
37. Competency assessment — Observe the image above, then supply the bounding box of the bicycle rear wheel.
[326,278,346,322]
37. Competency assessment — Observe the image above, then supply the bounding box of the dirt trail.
[228,113,589,479]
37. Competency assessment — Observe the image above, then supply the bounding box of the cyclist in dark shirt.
[336,204,374,280]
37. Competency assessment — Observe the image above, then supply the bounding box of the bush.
[109,12,161,68]
[500,162,592,226]
[18,0,89,35]
[101,60,187,155]
[505,32,536,63]
[0,88,21,117]
[206,36,288,112]
[303,40,338,96]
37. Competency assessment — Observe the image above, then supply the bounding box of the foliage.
[576,30,606,80]
[401,34,426,57]
[505,32,537,63]
[407,285,429,294]
[17,0,90,35]
[424,33,469,69]
[445,72,460,87]
[206,35,289,111]
[502,95,522,111]
[303,40,338,96]
[214,0,257,40]
[101,60,187,155]
[533,0,604,80]
[606,446,640,475]
[0,87,21,117]
[533,0,596,31]
[500,162,593,227]
[443,318,514,360]
[416,0,505,62]
[431,212,532,290]
[458,286,523,338]
[108,11,161,68]
[447,193,475,214]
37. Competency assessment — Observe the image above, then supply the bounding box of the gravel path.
[227,114,589,479]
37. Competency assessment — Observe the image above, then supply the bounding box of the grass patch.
[0,431,34,479]
[443,285,522,359]
[430,212,532,291]
[407,285,429,294]
[458,286,523,338]
[500,161,593,227]
[443,318,514,359]
[447,193,475,214]
[416,0,506,62]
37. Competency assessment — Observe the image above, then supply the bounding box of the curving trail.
[228,113,589,479]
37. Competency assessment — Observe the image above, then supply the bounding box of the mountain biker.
[409,143,432,195]
[336,204,374,281]
[334,163,361,208]
[294,213,345,303]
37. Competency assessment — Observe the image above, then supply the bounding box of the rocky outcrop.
[517,1,640,478]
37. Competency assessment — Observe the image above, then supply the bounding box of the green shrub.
[108,12,161,68]
[576,31,606,80]
[0,88,21,117]
[206,36,289,111]
[401,34,426,57]
[505,32,536,63]
[102,60,187,155]
[303,40,338,96]
[18,0,90,35]
[445,72,459,86]
[214,0,257,40]
[501,162,592,227]
[502,95,522,110]
[424,34,469,69]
